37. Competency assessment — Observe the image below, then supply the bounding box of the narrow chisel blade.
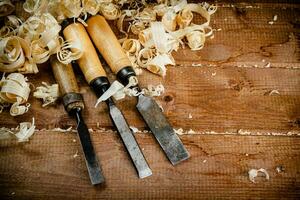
[75,111,105,185]
[137,94,190,165]
[109,104,152,178]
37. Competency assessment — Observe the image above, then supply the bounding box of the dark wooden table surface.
[0,1,299,199]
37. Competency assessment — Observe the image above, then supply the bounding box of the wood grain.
[172,4,300,69]
[87,15,132,74]
[50,56,79,95]
[63,23,107,83]
[0,65,299,134]
[0,1,299,200]
[0,132,299,199]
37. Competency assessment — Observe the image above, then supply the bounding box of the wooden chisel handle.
[63,22,107,84]
[50,55,84,113]
[62,22,111,98]
[86,15,136,85]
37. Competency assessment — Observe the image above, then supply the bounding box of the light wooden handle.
[86,15,132,74]
[50,55,79,96]
[63,23,107,84]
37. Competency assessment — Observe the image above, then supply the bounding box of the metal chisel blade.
[75,111,105,185]
[137,94,190,165]
[109,104,152,178]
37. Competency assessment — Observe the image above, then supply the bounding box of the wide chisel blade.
[108,103,152,178]
[75,110,105,185]
[137,94,190,165]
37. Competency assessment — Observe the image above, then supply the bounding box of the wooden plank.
[173,4,300,69]
[1,65,299,134]
[0,131,299,199]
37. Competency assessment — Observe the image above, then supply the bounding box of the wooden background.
[0,1,300,199]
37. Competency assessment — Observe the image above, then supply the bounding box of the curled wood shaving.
[82,0,101,16]
[248,168,270,183]
[100,2,121,20]
[142,84,165,96]
[95,79,164,107]
[122,39,141,55]
[56,37,83,64]
[33,82,60,107]
[0,0,15,17]
[95,76,138,107]
[162,10,177,31]
[0,118,35,142]
[122,39,142,73]
[0,73,30,103]
[10,102,30,116]
[0,36,33,73]
[145,54,175,76]
[0,73,31,116]
[186,30,205,50]
[177,8,193,29]
[23,0,48,14]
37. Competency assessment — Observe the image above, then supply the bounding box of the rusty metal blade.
[136,94,190,165]
[108,103,152,178]
[75,110,105,185]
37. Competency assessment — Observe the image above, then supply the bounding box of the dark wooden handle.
[50,55,79,95]
[63,23,107,84]
[86,15,132,74]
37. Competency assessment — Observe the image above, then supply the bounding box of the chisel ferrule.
[90,76,110,98]
[116,66,136,86]
[62,92,84,114]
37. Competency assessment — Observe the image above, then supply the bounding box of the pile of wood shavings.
[0,0,217,141]
[119,1,217,76]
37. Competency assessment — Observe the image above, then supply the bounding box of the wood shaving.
[23,0,48,14]
[33,82,60,107]
[177,8,193,29]
[0,73,31,116]
[248,168,270,183]
[73,150,79,158]
[192,63,202,67]
[0,36,33,73]
[276,166,284,173]
[188,113,192,119]
[95,76,138,106]
[0,0,15,17]
[0,118,35,142]
[99,2,121,20]
[174,128,184,135]
[129,126,139,133]
[264,62,271,68]
[56,37,83,64]
[268,90,280,96]
[95,77,164,106]
[187,129,195,134]
[51,127,73,132]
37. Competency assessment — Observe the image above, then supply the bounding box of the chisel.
[85,15,190,165]
[62,21,152,179]
[50,55,104,185]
